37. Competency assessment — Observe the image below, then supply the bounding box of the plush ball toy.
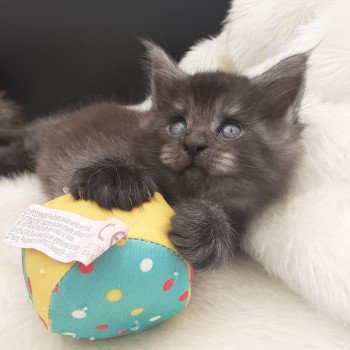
[22,193,192,340]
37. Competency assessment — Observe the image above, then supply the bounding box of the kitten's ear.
[251,54,308,121]
[142,40,186,107]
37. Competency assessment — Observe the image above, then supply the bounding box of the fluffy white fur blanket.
[1,0,350,349]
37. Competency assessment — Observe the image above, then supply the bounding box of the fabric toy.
[21,193,192,340]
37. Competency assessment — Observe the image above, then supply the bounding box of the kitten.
[0,42,307,270]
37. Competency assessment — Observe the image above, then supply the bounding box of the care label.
[4,204,128,265]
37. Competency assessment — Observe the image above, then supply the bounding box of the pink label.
[4,204,128,265]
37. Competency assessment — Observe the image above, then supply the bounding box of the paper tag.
[4,204,128,265]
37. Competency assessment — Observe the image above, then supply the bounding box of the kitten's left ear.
[251,54,308,121]
[142,40,186,107]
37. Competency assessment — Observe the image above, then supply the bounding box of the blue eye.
[220,123,242,139]
[168,119,187,136]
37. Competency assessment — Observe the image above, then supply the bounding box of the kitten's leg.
[169,199,238,270]
[67,156,157,211]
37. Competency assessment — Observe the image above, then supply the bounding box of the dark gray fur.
[0,43,307,270]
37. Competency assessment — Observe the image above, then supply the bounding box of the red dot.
[179,291,189,302]
[52,284,59,293]
[27,277,33,295]
[119,329,129,335]
[96,324,109,330]
[79,262,94,274]
[163,278,174,291]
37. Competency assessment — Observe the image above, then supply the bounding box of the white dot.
[71,309,87,319]
[140,258,153,272]
[39,268,45,274]
[149,316,161,322]
[89,337,95,341]
[63,333,76,338]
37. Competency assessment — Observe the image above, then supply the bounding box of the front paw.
[169,200,236,270]
[68,157,157,210]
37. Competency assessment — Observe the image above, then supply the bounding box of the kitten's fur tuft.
[0,42,307,270]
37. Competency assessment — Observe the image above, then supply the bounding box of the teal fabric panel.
[49,239,190,339]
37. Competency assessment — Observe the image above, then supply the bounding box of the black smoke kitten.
[0,42,306,270]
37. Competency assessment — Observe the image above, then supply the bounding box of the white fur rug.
[2,0,350,349]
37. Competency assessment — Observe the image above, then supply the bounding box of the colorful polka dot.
[107,289,122,302]
[179,291,189,302]
[163,278,174,291]
[119,329,129,335]
[140,258,153,272]
[52,284,59,293]
[130,308,144,316]
[62,332,76,338]
[79,262,94,274]
[96,324,109,330]
[71,309,87,319]
[149,316,161,322]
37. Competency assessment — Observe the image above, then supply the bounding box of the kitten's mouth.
[182,163,206,176]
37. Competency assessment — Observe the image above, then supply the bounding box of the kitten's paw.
[169,200,236,270]
[68,158,157,210]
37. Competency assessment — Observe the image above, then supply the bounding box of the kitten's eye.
[168,119,187,136]
[220,122,242,139]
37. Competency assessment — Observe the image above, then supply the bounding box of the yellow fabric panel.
[25,250,75,330]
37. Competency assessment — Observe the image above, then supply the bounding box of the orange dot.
[107,289,122,302]
[130,308,144,316]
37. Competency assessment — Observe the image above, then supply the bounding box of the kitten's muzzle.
[183,138,208,158]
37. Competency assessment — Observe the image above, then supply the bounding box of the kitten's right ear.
[142,40,186,108]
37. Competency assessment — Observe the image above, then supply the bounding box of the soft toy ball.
[22,193,192,340]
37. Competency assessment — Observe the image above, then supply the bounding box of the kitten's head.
[143,42,306,201]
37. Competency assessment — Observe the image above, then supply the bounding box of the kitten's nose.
[183,139,208,157]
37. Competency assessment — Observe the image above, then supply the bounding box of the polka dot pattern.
[149,316,161,322]
[27,239,191,340]
[140,258,153,272]
[163,278,174,291]
[79,263,94,274]
[130,308,144,316]
[179,291,189,302]
[96,324,109,330]
[106,289,122,302]
[72,309,87,319]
